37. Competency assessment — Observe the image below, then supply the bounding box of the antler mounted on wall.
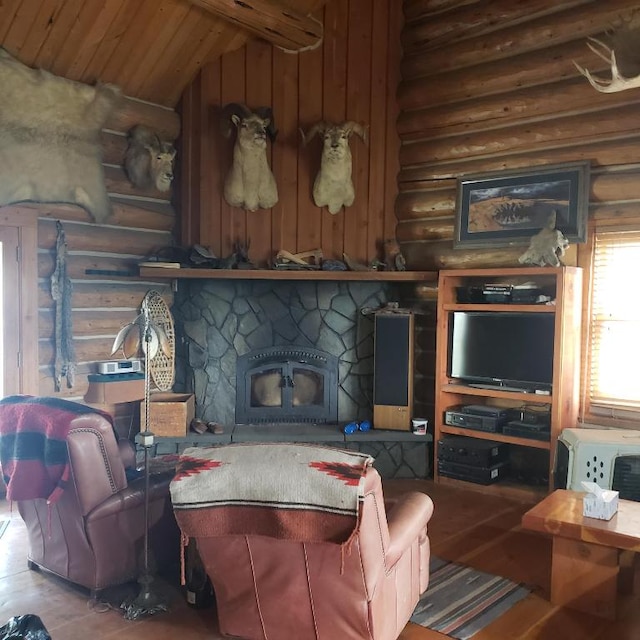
[575,23,640,93]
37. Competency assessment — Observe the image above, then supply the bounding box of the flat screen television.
[448,311,555,392]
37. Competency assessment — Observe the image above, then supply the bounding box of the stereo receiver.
[97,359,142,375]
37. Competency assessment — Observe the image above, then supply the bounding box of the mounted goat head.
[301,121,368,215]
[575,23,640,92]
[124,125,176,192]
[221,102,278,211]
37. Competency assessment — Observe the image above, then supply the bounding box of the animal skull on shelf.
[301,121,368,215]
[518,211,569,268]
[575,22,640,92]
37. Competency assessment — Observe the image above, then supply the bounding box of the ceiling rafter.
[185,0,323,51]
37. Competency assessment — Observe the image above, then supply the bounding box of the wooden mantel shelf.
[139,266,438,282]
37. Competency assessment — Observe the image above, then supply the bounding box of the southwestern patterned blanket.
[170,443,373,545]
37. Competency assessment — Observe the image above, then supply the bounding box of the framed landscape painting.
[454,161,590,248]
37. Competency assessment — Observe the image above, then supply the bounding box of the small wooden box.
[140,393,195,437]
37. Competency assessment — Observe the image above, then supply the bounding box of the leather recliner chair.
[15,412,178,595]
[178,460,434,640]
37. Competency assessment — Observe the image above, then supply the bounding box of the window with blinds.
[588,229,640,420]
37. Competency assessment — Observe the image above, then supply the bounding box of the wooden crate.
[140,392,195,437]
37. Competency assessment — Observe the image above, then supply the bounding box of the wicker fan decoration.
[111,290,175,392]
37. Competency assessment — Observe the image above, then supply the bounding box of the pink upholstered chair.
[0,398,178,596]
[172,443,434,640]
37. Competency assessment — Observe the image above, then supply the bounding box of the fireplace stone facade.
[172,279,395,426]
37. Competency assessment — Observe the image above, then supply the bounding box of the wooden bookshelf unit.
[434,267,582,497]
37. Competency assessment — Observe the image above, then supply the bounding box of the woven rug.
[411,556,530,640]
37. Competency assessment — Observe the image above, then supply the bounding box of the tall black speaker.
[373,312,414,431]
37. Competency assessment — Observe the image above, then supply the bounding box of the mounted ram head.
[301,121,368,215]
[575,21,640,92]
[221,103,278,211]
[124,125,176,192]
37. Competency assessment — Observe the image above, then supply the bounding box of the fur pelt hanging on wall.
[0,48,120,222]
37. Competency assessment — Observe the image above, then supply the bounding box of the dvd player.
[444,409,507,433]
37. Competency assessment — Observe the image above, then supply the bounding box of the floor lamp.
[113,291,175,620]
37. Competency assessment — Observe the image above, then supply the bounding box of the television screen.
[448,312,555,391]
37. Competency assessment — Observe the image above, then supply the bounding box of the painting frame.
[454,161,590,249]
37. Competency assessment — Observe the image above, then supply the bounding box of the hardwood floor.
[1,481,639,639]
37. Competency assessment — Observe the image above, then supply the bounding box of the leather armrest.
[385,492,434,568]
[86,473,172,522]
[118,439,136,470]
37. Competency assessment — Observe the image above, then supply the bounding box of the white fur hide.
[0,48,120,222]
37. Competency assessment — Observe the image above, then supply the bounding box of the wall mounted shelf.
[139,266,438,282]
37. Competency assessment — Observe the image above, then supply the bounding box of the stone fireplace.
[172,279,395,426]
[236,346,338,425]
[157,277,431,480]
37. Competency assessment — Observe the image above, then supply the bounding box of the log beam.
[185,0,323,51]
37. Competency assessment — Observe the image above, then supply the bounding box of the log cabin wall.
[179,0,403,268]
[0,97,179,434]
[398,0,640,270]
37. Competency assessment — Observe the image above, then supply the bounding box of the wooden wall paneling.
[139,15,245,107]
[93,0,163,89]
[367,0,390,264]
[198,62,223,257]
[106,97,181,141]
[16,0,66,64]
[296,40,324,254]
[0,0,23,43]
[402,0,593,55]
[39,309,141,340]
[38,253,142,281]
[50,0,124,81]
[321,3,348,261]
[271,48,300,258]
[399,137,640,185]
[125,2,193,95]
[220,46,247,255]
[402,0,479,23]
[403,0,637,79]
[60,1,130,81]
[400,104,640,168]
[245,39,274,268]
[395,183,456,221]
[344,0,372,264]
[0,0,41,55]
[384,0,403,244]
[397,79,639,141]
[181,74,203,248]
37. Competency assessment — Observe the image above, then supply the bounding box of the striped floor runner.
[411,556,530,640]
[0,519,8,538]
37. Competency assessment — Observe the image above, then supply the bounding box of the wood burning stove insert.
[236,346,338,425]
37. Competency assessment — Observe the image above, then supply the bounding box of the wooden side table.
[522,489,640,619]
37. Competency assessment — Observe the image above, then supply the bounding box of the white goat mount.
[301,121,368,215]
[221,103,278,212]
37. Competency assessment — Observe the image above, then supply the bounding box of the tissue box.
[582,481,619,521]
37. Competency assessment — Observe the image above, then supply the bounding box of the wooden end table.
[522,489,640,619]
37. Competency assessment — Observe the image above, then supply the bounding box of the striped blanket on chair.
[0,395,113,503]
[170,443,373,545]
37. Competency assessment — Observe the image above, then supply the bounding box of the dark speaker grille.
[374,315,410,406]
[612,456,640,502]
[554,440,569,489]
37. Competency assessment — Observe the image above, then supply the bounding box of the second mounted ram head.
[301,121,368,214]
[124,125,176,192]
[221,103,278,211]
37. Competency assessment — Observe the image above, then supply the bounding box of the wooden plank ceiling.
[0,0,326,107]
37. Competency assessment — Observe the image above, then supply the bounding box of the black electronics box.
[503,420,551,441]
[444,405,518,433]
[456,285,512,304]
[438,459,509,485]
[438,435,509,467]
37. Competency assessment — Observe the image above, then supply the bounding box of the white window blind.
[589,229,640,416]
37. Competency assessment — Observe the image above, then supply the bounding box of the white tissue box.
[581,481,619,521]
